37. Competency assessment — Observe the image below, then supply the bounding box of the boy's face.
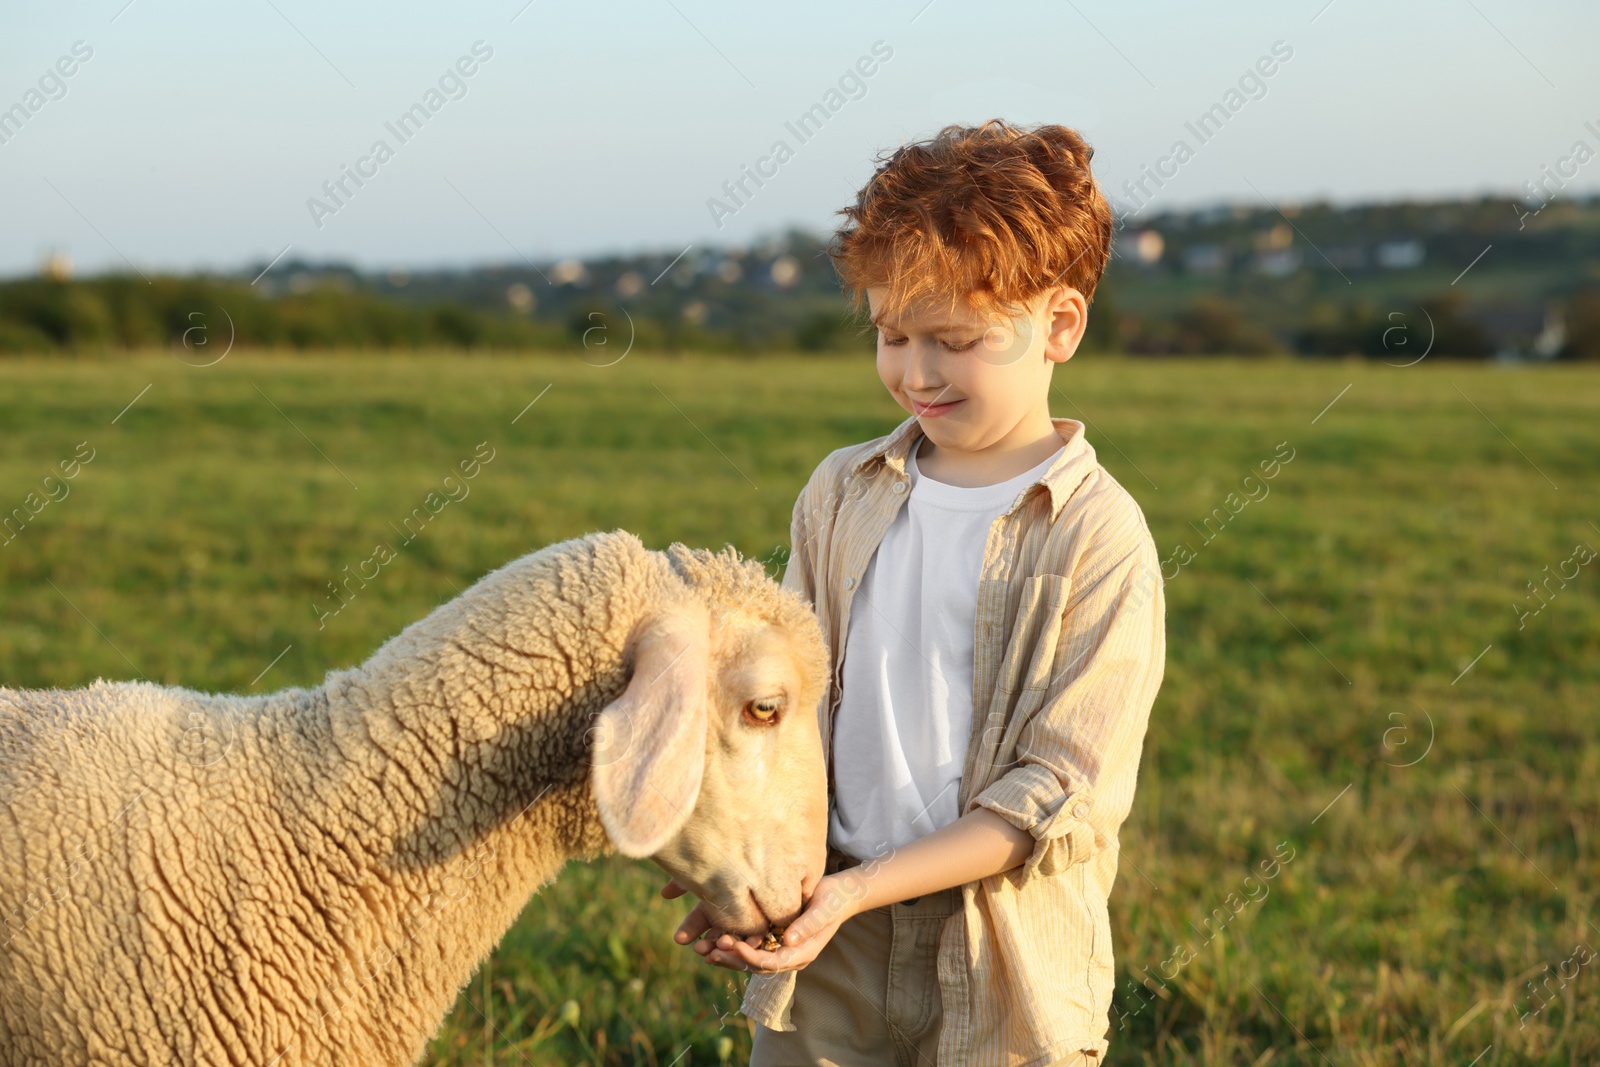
[868,284,1086,456]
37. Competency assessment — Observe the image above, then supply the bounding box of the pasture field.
[0,350,1596,1065]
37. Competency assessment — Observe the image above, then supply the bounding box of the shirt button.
[844,576,857,589]
[892,481,907,493]
[1072,802,1090,819]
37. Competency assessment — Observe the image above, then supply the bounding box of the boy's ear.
[1045,285,1089,363]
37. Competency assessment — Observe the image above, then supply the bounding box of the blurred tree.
[1170,294,1280,355]
[1081,285,1121,353]
[795,310,845,351]
[1563,289,1600,360]
[1410,291,1494,359]
[427,304,482,348]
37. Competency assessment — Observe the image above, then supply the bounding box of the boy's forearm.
[840,808,1035,914]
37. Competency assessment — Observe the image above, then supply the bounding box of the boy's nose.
[907,384,955,405]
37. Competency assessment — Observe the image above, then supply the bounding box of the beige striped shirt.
[741,413,1166,1065]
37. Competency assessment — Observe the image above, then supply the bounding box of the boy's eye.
[878,335,980,351]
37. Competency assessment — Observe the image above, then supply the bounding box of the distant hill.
[1103,192,1600,359]
[4,193,1599,359]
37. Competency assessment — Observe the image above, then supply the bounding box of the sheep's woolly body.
[0,529,818,1067]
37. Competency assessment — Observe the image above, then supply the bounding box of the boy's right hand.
[663,874,861,973]
[661,878,775,961]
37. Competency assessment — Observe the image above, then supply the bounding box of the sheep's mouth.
[743,887,775,937]
[738,886,787,945]
[697,886,789,940]
[746,887,789,950]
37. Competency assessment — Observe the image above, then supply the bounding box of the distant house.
[1325,244,1367,271]
[1126,229,1165,265]
[1183,244,1229,273]
[1475,303,1564,360]
[1376,240,1425,269]
[1253,249,1302,277]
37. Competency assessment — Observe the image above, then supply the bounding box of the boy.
[666,119,1165,1066]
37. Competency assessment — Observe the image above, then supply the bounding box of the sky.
[2,0,1597,278]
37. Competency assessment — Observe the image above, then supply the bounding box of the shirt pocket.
[994,571,1072,699]
[972,573,1072,791]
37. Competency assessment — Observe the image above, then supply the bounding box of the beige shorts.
[749,849,1097,1067]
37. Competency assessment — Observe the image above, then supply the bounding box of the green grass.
[1,349,1596,1065]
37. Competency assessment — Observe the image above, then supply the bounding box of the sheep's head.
[589,541,830,938]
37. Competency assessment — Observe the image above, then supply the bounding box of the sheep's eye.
[744,697,783,725]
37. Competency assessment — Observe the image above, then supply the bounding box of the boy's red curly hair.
[829,119,1113,330]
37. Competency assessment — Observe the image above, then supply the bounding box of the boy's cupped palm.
[662,873,865,973]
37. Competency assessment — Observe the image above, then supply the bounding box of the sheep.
[0,528,830,1067]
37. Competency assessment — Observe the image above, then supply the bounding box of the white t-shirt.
[829,437,1066,862]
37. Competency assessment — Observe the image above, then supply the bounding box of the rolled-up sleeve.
[969,535,1166,892]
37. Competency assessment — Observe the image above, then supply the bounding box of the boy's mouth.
[911,397,963,417]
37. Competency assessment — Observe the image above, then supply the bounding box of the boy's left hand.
[662,871,867,974]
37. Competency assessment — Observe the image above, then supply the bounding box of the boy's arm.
[707,807,1035,964]
[833,808,1036,913]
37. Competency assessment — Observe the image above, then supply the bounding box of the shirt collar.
[850,414,1095,522]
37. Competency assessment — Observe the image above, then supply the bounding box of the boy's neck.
[912,411,1064,489]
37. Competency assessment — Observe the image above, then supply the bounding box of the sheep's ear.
[591,601,711,857]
